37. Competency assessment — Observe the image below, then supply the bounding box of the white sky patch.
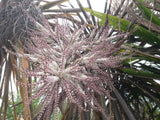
[154,79,160,85]
[42,0,107,13]
[69,0,107,12]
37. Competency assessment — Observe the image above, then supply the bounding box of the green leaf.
[136,0,160,26]
[84,8,160,45]
[122,68,160,79]
[140,64,160,75]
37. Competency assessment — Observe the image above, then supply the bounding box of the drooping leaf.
[11,81,18,120]
[0,58,12,119]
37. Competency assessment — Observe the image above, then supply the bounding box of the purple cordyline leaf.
[5,13,127,119]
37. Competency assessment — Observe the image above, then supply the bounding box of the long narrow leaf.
[43,8,81,13]
[19,41,31,120]
[84,8,160,45]
[1,58,11,119]
[41,0,69,10]
[135,0,160,26]
[112,86,136,120]
[122,68,160,79]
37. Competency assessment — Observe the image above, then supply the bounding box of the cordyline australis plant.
[6,17,127,119]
